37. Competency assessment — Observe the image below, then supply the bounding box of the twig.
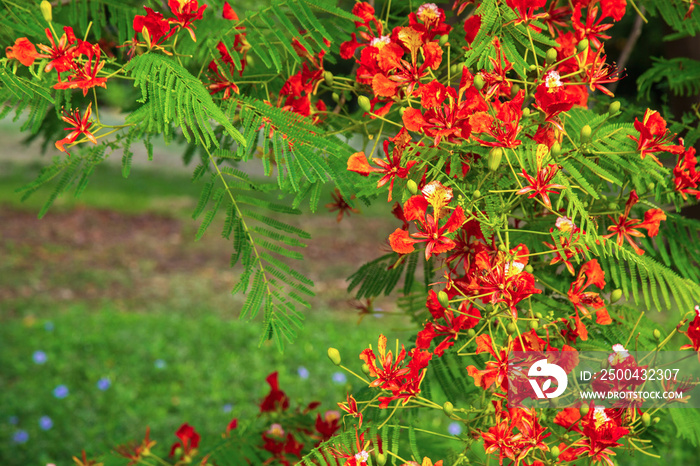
[610,6,646,94]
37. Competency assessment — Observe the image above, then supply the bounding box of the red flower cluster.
[630,109,685,166]
[5,37,38,66]
[567,259,611,341]
[603,190,666,255]
[673,143,700,200]
[169,423,201,461]
[480,402,551,465]
[359,334,432,408]
[132,0,206,48]
[207,2,249,100]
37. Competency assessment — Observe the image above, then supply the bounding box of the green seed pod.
[361,363,371,376]
[580,124,592,142]
[529,320,539,330]
[546,48,558,64]
[450,64,458,75]
[474,74,485,91]
[608,101,620,114]
[510,84,521,98]
[653,329,661,340]
[551,446,560,459]
[439,34,449,46]
[580,403,590,416]
[407,179,418,195]
[443,401,454,417]
[576,39,589,53]
[525,265,534,274]
[40,0,52,22]
[358,96,371,113]
[551,142,561,156]
[611,289,623,303]
[467,328,476,338]
[488,147,503,171]
[535,312,543,319]
[437,290,450,309]
[376,452,387,466]
[332,92,340,103]
[473,189,481,198]
[246,54,255,67]
[323,71,334,86]
[642,413,651,426]
[327,348,341,366]
[506,323,517,335]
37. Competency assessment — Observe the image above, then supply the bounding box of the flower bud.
[608,202,618,211]
[443,401,454,416]
[525,265,534,273]
[324,71,334,86]
[506,323,517,335]
[580,403,590,416]
[580,124,592,142]
[535,312,542,319]
[399,107,406,116]
[439,34,449,46]
[488,147,503,171]
[609,101,620,114]
[376,452,387,466]
[474,74,485,91]
[522,108,531,117]
[467,328,476,338]
[551,142,561,156]
[327,348,341,366]
[40,0,52,22]
[510,84,521,98]
[361,363,371,376]
[551,446,560,459]
[407,179,418,195]
[653,417,660,424]
[600,358,609,369]
[529,320,539,330]
[437,290,450,308]
[450,64,458,75]
[473,189,481,198]
[576,39,589,53]
[332,92,340,103]
[246,54,255,67]
[647,182,655,191]
[546,48,557,64]
[642,413,651,426]
[358,96,371,113]
[653,329,661,340]
[498,243,507,252]
[610,289,623,303]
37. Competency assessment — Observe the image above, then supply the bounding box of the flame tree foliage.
[3,0,700,464]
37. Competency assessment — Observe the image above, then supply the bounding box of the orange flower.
[5,37,38,66]
[55,103,98,154]
[603,190,666,255]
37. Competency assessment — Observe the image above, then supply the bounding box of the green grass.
[0,303,412,465]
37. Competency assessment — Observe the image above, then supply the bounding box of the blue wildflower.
[96,377,110,391]
[448,422,462,436]
[332,372,347,384]
[8,416,18,425]
[53,385,69,399]
[39,416,53,431]
[222,403,233,413]
[33,350,47,364]
[297,366,310,379]
[12,430,29,444]
[154,359,167,369]
[44,321,54,331]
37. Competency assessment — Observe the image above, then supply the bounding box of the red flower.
[408,3,453,42]
[260,371,290,412]
[534,71,585,128]
[463,15,481,45]
[543,217,586,275]
[315,410,341,441]
[472,90,525,148]
[673,143,700,200]
[115,427,156,465]
[347,129,417,201]
[222,2,238,20]
[168,0,207,42]
[517,163,566,209]
[417,290,481,356]
[388,181,466,260]
[329,429,370,466]
[338,393,363,428]
[53,43,107,96]
[572,5,613,50]
[36,27,78,77]
[55,103,98,154]
[169,423,200,459]
[629,109,685,166]
[680,305,700,355]
[567,260,610,341]
[340,2,384,60]
[585,47,623,96]
[133,7,174,46]
[325,188,360,222]
[5,37,38,66]
[603,190,666,255]
[505,0,547,25]
[467,334,509,392]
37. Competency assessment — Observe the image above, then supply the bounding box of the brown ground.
[0,204,395,320]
